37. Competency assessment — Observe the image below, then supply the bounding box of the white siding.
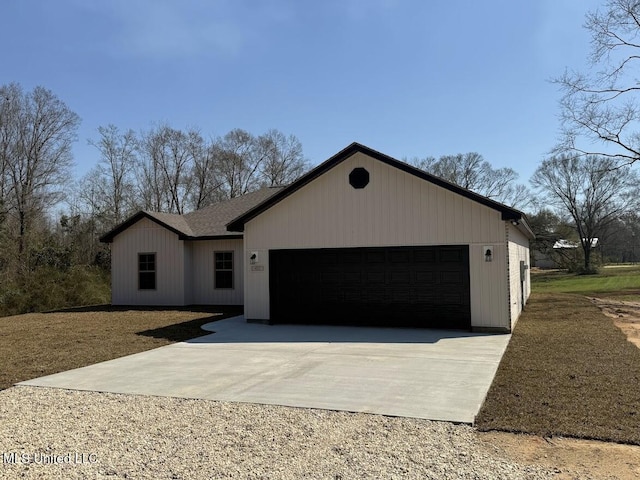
[244,151,511,329]
[187,239,244,305]
[111,217,185,305]
[507,223,532,329]
[184,243,193,304]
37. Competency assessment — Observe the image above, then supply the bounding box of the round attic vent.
[349,167,369,189]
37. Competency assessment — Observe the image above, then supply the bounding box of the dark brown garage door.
[269,245,471,329]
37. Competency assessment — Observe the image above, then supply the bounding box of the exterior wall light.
[484,246,493,262]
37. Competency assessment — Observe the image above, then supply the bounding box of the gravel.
[0,386,587,479]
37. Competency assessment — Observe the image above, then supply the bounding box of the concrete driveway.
[19,316,510,424]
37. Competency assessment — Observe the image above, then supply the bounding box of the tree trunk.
[18,209,25,256]
[583,245,591,272]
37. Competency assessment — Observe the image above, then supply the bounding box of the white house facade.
[101,143,534,333]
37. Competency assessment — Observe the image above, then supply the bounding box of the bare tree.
[257,129,308,186]
[555,0,640,163]
[136,124,195,214]
[413,152,531,208]
[0,84,80,257]
[187,131,225,210]
[213,129,265,199]
[531,155,640,272]
[598,212,640,263]
[136,131,167,212]
[0,84,22,216]
[87,124,138,225]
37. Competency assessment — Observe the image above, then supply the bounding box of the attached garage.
[228,142,534,333]
[102,142,533,333]
[269,245,470,329]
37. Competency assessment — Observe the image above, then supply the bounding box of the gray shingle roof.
[184,187,285,237]
[100,186,284,243]
[145,211,194,237]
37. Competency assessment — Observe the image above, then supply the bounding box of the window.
[214,251,234,289]
[138,253,156,290]
[349,167,370,189]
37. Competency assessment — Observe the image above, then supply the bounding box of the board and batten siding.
[244,151,511,330]
[507,222,532,329]
[111,217,185,305]
[187,239,244,305]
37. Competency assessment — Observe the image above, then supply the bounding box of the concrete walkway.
[19,316,510,424]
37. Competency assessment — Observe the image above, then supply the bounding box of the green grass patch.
[475,293,640,444]
[532,265,640,297]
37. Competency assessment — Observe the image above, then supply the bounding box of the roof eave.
[100,211,190,243]
[181,234,244,241]
[503,212,535,239]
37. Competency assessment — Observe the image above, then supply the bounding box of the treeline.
[409,152,530,208]
[70,125,308,268]
[2,82,639,315]
[0,82,308,316]
[78,124,308,227]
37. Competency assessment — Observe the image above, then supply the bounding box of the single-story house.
[101,143,533,333]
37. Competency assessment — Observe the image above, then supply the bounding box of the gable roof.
[100,187,284,243]
[227,142,534,238]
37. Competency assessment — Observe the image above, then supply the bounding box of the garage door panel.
[390,289,412,302]
[343,288,362,302]
[343,272,362,283]
[412,289,440,302]
[362,289,389,303]
[390,250,411,263]
[365,251,386,263]
[441,270,464,284]
[439,293,464,304]
[321,271,341,283]
[340,252,362,264]
[269,246,470,329]
[440,248,465,262]
[414,249,437,263]
[415,271,437,283]
[364,271,386,284]
[389,271,411,284]
[321,252,339,265]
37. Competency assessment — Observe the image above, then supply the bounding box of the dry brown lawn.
[475,292,640,445]
[0,306,241,390]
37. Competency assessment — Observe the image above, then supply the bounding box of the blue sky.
[1,0,602,184]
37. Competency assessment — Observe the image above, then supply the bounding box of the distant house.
[100,143,534,333]
[553,238,599,249]
[532,238,599,269]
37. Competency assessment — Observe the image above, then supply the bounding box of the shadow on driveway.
[188,315,496,345]
[135,307,242,342]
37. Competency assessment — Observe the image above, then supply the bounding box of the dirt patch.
[591,297,640,348]
[478,431,640,480]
